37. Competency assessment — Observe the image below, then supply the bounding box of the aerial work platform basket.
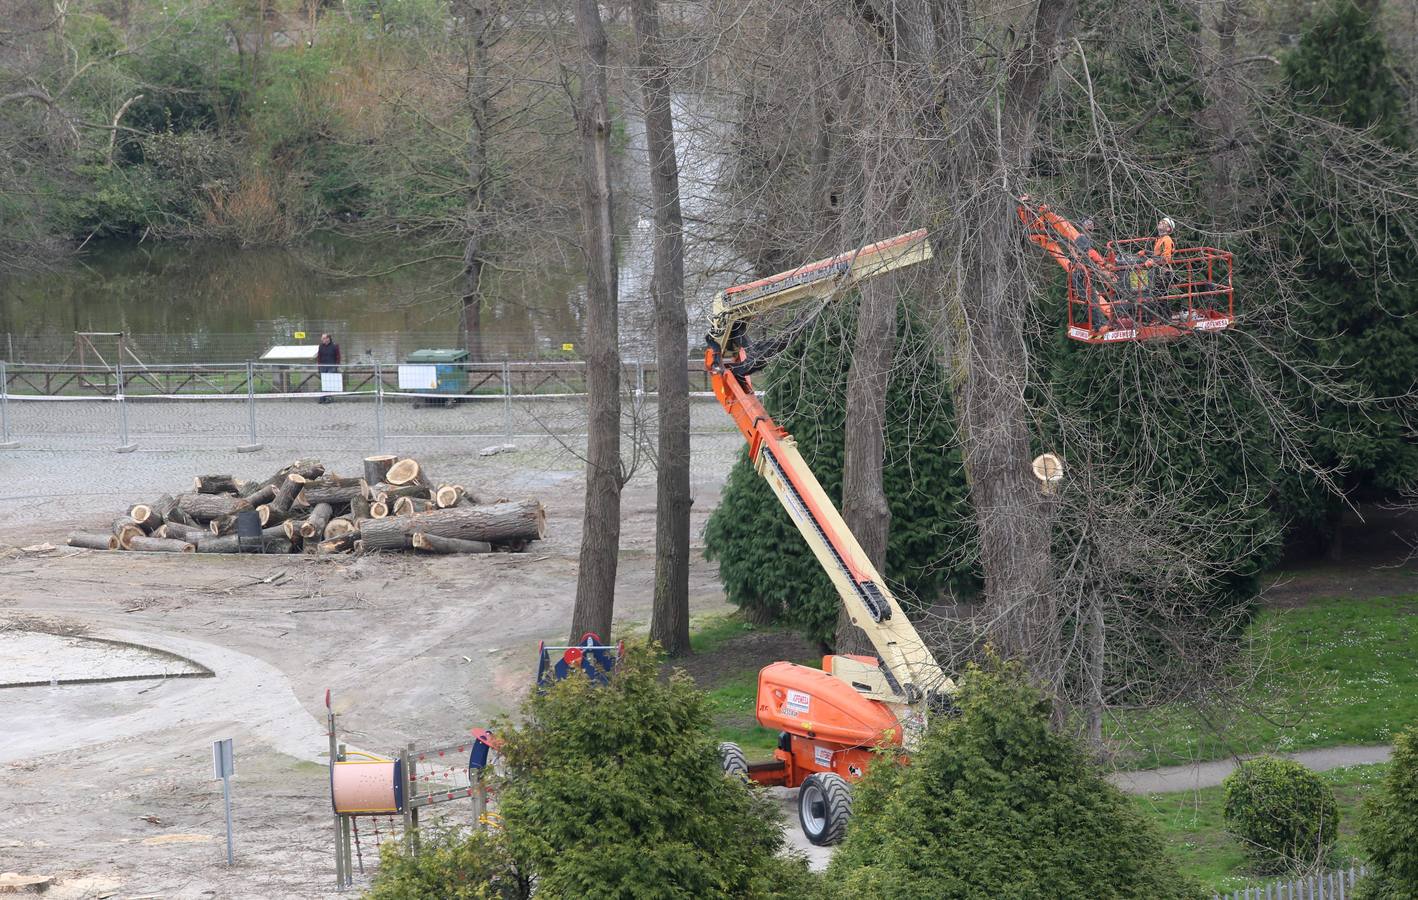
[1019,198,1236,344]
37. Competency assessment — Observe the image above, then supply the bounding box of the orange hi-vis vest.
[1153,234,1175,264]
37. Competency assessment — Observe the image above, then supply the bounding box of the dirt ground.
[0,438,746,898]
[5,432,1416,897]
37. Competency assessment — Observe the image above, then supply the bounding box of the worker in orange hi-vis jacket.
[1150,217,1176,264]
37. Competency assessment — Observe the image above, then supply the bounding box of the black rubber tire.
[798,772,852,846]
[718,741,749,778]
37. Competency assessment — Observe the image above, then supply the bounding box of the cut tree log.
[370,482,431,503]
[129,535,195,553]
[112,516,144,549]
[69,532,118,550]
[157,522,208,543]
[268,474,306,517]
[385,458,422,486]
[242,483,278,508]
[130,494,173,531]
[369,501,389,519]
[298,477,365,508]
[209,516,239,536]
[393,497,435,516]
[411,532,492,554]
[249,459,325,495]
[324,516,356,539]
[434,484,466,508]
[358,500,545,551]
[350,495,371,519]
[194,474,240,494]
[363,455,398,485]
[177,493,252,523]
[319,533,357,553]
[300,503,334,539]
[257,504,286,527]
[283,519,305,543]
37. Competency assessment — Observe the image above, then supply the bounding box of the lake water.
[1,98,739,365]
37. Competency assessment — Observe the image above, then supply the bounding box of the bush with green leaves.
[704,301,976,646]
[366,826,530,900]
[825,656,1200,898]
[495,643,817,899]
[1222,756,1339,873]
[1355,724,1418,898]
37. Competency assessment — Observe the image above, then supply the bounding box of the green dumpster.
[404,348,470,406]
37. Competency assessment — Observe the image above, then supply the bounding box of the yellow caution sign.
[562,343,574,352]
[294,331,306,339]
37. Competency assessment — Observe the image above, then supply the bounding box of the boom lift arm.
[705,229,954,720]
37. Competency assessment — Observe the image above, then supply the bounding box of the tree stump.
[363,455,398,485]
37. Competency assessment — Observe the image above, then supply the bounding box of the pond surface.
[0,97,740,365]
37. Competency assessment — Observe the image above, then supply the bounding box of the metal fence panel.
[1215,866,1368,900]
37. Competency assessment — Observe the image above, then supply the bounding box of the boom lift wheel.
[718,742,749,778]
[798,772,852,846]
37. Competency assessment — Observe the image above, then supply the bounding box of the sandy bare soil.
[0,436,743,898]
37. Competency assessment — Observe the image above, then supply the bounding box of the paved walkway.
[1108,744,1394,795]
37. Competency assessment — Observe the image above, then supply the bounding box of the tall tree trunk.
[631,0,692,657]
[458,1,490,361]
[837,278,896,655]
[568,0,622,643]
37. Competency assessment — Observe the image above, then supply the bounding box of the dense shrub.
[1222,756,1339,872]
[1355,724,1418,899]
[826,656,1200,898]
[495,643,817,898]
[704,301,976,646]
[366,827,530,899]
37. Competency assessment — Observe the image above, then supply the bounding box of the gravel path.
[1108,744,1395,795]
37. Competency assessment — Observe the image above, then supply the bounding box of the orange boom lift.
[1016,198,1236,343]
[705,230,954,845]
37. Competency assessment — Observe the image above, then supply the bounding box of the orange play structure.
[1017,199,1235,343]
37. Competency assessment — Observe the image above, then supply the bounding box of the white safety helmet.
[1158,216,1175,233]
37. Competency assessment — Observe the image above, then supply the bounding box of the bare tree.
[568,0,623,643]
[631,0,692,656]
[454,0,493,360]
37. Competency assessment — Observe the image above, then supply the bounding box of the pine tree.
[825,656,1203,898]
[1276,1,1418,551]
[704,301,977,647]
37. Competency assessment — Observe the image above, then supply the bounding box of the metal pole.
[114,361,136,453]
[328,697,345,889]
[374,361,385,454]
[222,772,235,865]
[238,360,262,452]
[502,360,512,444]
[0,360,16,449]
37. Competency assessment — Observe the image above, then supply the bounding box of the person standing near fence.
[317,333,341,404]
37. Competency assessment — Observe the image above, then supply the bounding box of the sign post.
[213,738,235,865]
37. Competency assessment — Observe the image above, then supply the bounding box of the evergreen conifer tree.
[1276,1,1418,550]
[703,300,976,647]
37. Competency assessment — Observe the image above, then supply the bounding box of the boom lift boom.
[705,229,954,845]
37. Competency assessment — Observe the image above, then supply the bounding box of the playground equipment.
[326,690,498,889]
[1017,199,1235,343]
[705,229,957,846]
[536,632,622,687]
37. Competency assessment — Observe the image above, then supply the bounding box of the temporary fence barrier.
[1214,865,1369,900]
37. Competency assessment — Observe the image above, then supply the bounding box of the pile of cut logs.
[67,455,545,555]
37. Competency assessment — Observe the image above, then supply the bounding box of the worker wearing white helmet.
[1152,217,1176,264]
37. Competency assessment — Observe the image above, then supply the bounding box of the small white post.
[374,361,385,454]
[213,738,235,865]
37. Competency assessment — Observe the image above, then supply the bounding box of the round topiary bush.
[1222,756,1339,873]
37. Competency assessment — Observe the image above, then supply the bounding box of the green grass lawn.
[690,613,819,759]
[1136,763,1387,895]
[1113,595,1418,769]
